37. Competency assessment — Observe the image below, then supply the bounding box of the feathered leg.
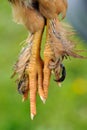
[26,30,46,119]
[9,0,46,119]
[43,17,86,98]
[43,20,54,99]
[13,29,45,119]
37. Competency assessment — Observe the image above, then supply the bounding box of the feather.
[12,34,33,79]
[47,18,87,83]
[48,18,87,59]
[38,0,67,19]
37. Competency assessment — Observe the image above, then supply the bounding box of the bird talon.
[58,82,62,87]
[31,113,35,120]
[40,96,46,104]
[22,91,29,102]
[54,64,66,82]
[10,0,83,120]
[17,74,29,94]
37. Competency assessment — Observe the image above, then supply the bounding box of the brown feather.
[9,0,44,33]
[48,18,87,59]
[12,34,33,79]
[38,0,68,19]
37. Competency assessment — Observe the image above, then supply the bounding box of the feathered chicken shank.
[9,0,85,119]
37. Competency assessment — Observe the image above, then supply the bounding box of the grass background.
[0,1,87,130]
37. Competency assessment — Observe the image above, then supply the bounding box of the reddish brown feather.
[48,18,87,59]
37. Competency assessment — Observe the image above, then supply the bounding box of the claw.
[40,96,46,104]
[58,82,62,87]
[54,64,66,82]
[22,97,25,102]
[17,74,29,95]
[22,91,29,102]
[31,113,35,120]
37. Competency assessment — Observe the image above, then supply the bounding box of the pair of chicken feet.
[23,23,55,119]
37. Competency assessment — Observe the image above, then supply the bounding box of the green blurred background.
[0,1,87,130]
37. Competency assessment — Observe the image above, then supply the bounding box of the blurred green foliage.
[0,1,87,130]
